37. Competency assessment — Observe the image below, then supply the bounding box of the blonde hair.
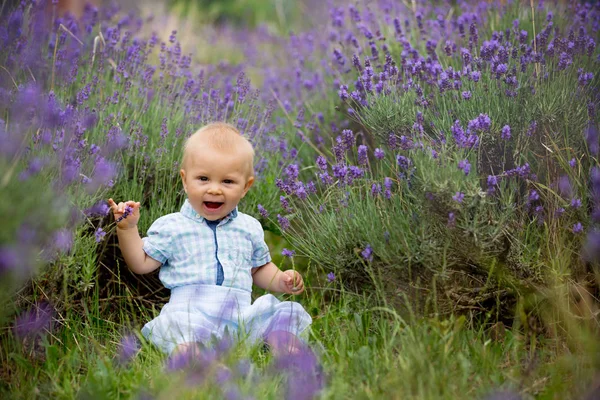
[181,122,255,175]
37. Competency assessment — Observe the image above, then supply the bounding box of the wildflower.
[374,148,385,159]
[13,302,55,339]
[53,229,73,254]
[585,124,599,155]
[94,227,106,242]
[361,245,373,262]
[282,248,296,258]
[529,190,540,202]
[286,164,300,181]
[558,176,573,198]
[396,155,412,170]
[357,145,368,165]
[453,192,465,203]
[316,156,328,171]
[277,214,290,231]
[573,222,583,234]
[556,207,565,217]
[571,198,582,208]
[462,91,472,100]
[458,159,471,176]
[115,205,134,223]
[371,183,381,197]
[118,334,140,365]
[327,272,335,282]
[257,204,269,218]
[569,158,577,168]
[448,212,456,227]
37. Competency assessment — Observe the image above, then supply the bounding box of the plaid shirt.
[142,199,272,292]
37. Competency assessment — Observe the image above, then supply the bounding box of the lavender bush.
[262,0,600,317]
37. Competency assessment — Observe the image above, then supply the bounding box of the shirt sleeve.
[250,218,272,268]
[141,216,173,264]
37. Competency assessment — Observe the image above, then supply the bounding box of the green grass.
[1,261,598,399]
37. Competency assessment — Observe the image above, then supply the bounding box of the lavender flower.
[257,204,269,218]
[571,198,582,208]
[501,125,511,140]
[94,227,106,243]
[361,245,373,262]
[357,145,368,165]
[316,156,328,171]
[374,148,385,159]
[453,192,465,203]
[371,183,382,197]
[573,222,583,234]
[282,248,296,258]
[327,272,335,282]
[13,302,55,339]
[569,158,577,168]
[448,212,456,227]
[462,91,472,100]
[118,334,140,365]
[458,159,471,176]
[277,214,290,231]
[529,190,540,202]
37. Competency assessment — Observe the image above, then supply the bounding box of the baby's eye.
[223,179,234,184]
[198,176,208,181]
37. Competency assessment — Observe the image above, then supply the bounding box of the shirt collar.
[180,199,238,224]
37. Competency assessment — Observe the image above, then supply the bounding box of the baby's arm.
[252,262,305,295]
[108,199,162,275]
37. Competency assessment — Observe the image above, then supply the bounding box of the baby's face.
[180,144,254,221]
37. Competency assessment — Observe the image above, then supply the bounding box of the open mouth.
[203,201,224,210]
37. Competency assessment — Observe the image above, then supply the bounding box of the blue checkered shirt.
[142,199,272,292]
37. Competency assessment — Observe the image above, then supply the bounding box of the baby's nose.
[207,185,222,194]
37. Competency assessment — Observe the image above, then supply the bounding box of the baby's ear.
[243,176,255,195]
[180,169,188,193]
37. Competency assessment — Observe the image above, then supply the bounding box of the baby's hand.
[108,199,141,230]
[280,270,304,295]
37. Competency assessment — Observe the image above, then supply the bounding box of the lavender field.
[1,0,599,398]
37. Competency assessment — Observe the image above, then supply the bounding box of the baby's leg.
[265,330,304,356]
[172,341,202,356]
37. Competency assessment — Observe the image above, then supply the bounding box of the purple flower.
[327,272,335,282]
[53,229,73,254]
[118,334,140,365]
[569,158,576,168]
[357,145,368,165]
[458,159,471,176]
[85,201,110,217]
[571,198,582,208]
[583,230,600,262]
[286,164,300,181]
[558,176,573,198]
[529,190,540,202]
[316,156,328,171]
[396,155,412,170]
[462,91,472,100]
[573,222,583,234]
[501,125,511,140]
[282,248,296,258]
[277,214,290,231]
[361,245,373,262]
[448,212,456,227]
[13,302,55,339]
[115,205,134,223]
[453,192,465,203]
[374,148,385,159]
[95,227,106,242]
[371,183,381,197]
[258,204,269,218]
